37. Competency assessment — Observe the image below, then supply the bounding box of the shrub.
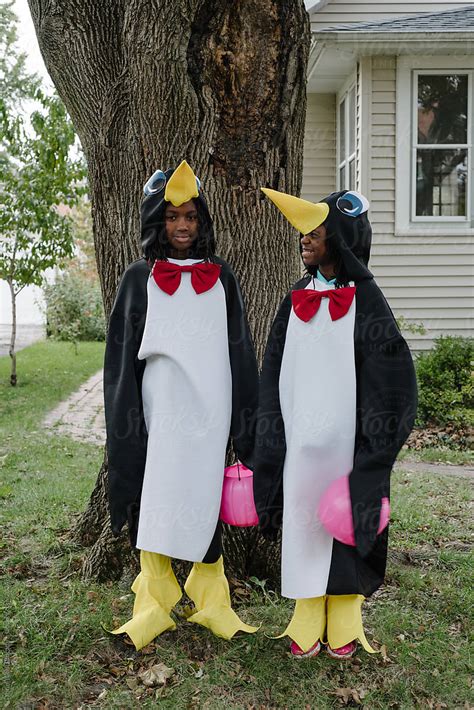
[42,272,105,343]
[416,336,473,427]
[396,316,426,335]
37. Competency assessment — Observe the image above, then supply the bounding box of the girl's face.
[165,200,199,258]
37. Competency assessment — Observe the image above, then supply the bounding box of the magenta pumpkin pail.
[219,462,259,527]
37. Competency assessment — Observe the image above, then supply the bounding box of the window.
[338,84,356,190]
[414,73,468,220]
[396,57,474,236]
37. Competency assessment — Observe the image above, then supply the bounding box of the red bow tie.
[152,260,222,295]
[291,286,356,323]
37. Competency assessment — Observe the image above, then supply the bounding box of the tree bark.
[28,0,310,582]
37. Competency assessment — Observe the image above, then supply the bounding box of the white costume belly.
[279,279,356,598]
[136,259,232,562]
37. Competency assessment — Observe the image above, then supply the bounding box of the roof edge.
[313,5,474,34]
[307,0,331,15]
[313,30,474,41]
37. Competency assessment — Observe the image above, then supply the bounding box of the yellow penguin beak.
[164,160,199,206]
[261,188,329,235]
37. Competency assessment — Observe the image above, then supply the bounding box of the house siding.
[310,1,473,32]
[302,52,474,350]
[301,93,336,202]
[367,56,473,351]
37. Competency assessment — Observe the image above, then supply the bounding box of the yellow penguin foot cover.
[276,596,326,654]
[184,556,259,640]
[110,551,182,651]
[326,594,376,654]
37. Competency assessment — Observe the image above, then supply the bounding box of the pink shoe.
[326,640,357,659]
[290,639,321,658]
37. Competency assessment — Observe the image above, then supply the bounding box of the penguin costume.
[104,161,259,649]
[253,188,417,656]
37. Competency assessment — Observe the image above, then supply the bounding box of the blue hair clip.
[336,191,369,217]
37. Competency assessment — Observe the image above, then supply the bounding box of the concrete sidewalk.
[395,459,473,479]
[43,369,105,445]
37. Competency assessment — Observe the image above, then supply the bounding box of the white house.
[303,1,474,350]
[0,280,45,326]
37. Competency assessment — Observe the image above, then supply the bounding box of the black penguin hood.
[261,186,373,283]
[316,190,373,282]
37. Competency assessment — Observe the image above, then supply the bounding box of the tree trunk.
[28,0,310,582]
[8,278,17,387]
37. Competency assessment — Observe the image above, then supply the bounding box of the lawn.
[0,341,472,709]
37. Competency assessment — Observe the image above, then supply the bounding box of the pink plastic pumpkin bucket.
[317,475,390,546]
[220,463,259,527]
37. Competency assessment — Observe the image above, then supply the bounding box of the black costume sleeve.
[253,276,310,540]
[217,259,259,469]
[350,278,418,558]
[103,259,149,541]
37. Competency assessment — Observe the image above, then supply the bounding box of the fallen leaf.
[331,687,363,705]
[139,643,156,655]
[181,603,195,619]
[138,663,175,687]
[0,484,13,498]
[108,665,124,677]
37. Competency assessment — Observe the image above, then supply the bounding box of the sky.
[13,0,316,89]
[13,0,52,86]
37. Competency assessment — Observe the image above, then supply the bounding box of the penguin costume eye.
[336,191,370,217]
[143,170,167,196]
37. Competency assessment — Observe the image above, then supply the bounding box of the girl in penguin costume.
[104,160,259,650]
[253,188,417,658]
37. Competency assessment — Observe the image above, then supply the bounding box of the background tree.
[0,1,38,109]
[67,199,96,282]
[27,0,311,580]
[41,198,106,350]
[0,4,85,385]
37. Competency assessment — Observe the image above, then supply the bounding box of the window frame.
[412,69,470,223]
[337,74,357,191]
[396,56,474,236]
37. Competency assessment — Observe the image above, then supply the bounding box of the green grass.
[1,340,105,427]
[1,340,473,709]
